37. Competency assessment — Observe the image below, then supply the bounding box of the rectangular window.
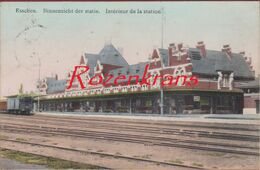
[222,74,229,87]
[184,96,193,105]
[145,99,152,107]
[200,96,209,106]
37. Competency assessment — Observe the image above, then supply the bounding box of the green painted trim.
[6,94,44,98]
[40,89,161,101]
[39,88,242,101]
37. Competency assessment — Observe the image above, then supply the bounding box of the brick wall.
[244,96,256,108]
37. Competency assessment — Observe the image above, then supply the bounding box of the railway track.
[0,123,259,156]
[0,114,259,157]
[0,122,259,149]
[0,116,259,143]
[1,113,259,132]
[0,138,203,170]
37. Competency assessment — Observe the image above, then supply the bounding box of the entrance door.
[175,96,184,114]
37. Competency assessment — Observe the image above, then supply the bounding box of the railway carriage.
[1,95,34,115]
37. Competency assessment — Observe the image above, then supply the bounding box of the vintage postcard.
[0,1,259,170]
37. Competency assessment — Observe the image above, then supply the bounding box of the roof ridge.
[189,48,244,56]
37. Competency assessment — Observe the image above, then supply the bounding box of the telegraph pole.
[161,7,164,49]
[0,44,1,100]
[160,6,164,115]
[38,58,41,112]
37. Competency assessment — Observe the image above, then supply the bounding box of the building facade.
[237,75,260,114]
[37,42,255,114]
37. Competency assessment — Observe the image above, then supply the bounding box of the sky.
[0,1,259,98]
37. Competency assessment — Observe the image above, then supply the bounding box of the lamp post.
[37,57,41,112]
[160,6,164,116]
[160,87,164,115]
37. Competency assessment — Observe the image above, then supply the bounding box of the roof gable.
[98,44,129,66]
[84,44,129,76]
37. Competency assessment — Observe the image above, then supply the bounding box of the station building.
[37,42,255,114]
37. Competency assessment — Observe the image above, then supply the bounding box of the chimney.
[222,44,232,57]
[247,57,252,65]
[169,43,176,50]
[239,51,249,63]
[240,51,252,68]
[177,43,183,51]
[196,41,206,57]
[246,57,254,71]
[168,43,177,57]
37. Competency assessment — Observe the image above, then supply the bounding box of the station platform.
[36,112,260,125]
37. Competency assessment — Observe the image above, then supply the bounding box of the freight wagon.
[0,99,7,112]
[0,95,34,115]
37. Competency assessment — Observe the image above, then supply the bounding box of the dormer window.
[190,51,201,60]
[217,71,234,90]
